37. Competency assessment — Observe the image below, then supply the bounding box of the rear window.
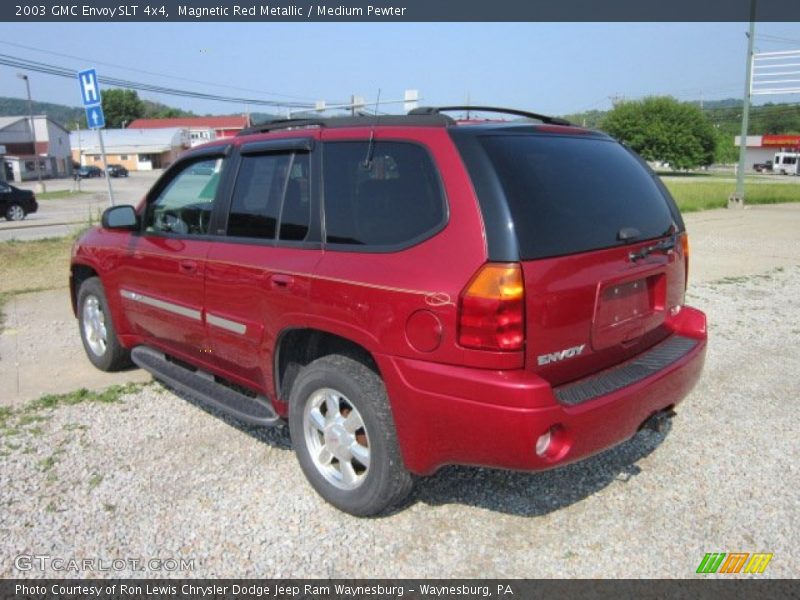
[479,135,676,259]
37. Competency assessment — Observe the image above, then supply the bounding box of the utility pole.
[97,128,115,206]
[16,73,46,193]
[731,1,757,209]
[73,122,81,192]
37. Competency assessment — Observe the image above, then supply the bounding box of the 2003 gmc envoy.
[70,106,707,515]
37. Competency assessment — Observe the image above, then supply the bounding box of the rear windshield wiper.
[629,233,677,262]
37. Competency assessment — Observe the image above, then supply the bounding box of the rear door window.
[479,135,676,259]
[227,152,310,242]
[322,141,445,248]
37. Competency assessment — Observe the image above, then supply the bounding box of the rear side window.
[227,152,310,241]
[479,135,676,259]
[322,141,445,248]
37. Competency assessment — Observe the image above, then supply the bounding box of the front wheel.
[289,355,413,516]
[5,203,25,221]
[77,277,131,371]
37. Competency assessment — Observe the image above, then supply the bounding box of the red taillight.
[458,263,525,352]
[681,233,690,289]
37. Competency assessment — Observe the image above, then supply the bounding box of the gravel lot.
[1,265,797,579]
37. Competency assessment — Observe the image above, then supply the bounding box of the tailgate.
[523,239,686,386]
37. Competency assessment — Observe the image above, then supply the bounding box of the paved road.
[0,172,160,241]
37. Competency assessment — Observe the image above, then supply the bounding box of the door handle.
[270,273,295,289]
[179,260,198,274]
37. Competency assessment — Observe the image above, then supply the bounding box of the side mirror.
[101,205,138,230]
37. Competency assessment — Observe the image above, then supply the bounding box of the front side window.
[322,141,445,248]
[145,158,223,236]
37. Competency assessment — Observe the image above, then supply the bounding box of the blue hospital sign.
[78,68,101,107]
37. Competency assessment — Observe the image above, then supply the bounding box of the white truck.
[773,151,799,175]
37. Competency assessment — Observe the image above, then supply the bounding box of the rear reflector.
[458,263,525,351]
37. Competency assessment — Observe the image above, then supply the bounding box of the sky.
[1,22,800,117]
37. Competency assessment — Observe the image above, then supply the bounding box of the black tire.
[77,277,131,371]
[5,203,25,221]
[288,354,413,516]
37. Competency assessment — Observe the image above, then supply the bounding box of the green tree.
[101,88,144,128]
[601,96,717,169]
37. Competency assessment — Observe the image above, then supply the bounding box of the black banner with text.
[2,0,800,23]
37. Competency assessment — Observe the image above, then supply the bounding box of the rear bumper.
[379,305,707,475]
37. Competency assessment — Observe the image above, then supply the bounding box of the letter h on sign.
[78,69,101,106]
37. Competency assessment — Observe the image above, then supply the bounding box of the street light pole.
[731,1,756,209]
[16,73,46,193]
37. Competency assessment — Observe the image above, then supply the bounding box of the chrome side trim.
[206,313,247,335]
[120,289,202,321]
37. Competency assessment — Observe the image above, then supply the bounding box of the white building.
[70,128,190,172]
[0,115,72,181]
[734,134,800,169]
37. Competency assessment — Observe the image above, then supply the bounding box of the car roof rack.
[237,118,328,136]
[238,114,455,136]
[409,106,572,126]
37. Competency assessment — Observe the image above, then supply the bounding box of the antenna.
[362,88,381,169]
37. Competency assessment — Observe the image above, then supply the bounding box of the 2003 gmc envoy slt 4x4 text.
[70,106,707,516]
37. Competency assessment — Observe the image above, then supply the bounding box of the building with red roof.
[127,116,250,146]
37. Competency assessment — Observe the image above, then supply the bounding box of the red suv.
[71,106,707,516]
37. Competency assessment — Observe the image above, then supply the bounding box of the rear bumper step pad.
[554,335,699,406]
[131,346,280,426]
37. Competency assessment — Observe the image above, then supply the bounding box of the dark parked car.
[106,164,129,178]
[0,181,38,221]
[77,166,104,178]
[70,106,707,516]
[753,160,773,173]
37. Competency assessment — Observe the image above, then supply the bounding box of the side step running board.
[131,346,280,427]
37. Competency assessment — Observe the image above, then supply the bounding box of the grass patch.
[37,190,89,201]
[88,473,103,489]
[25,383,144,413]
[664,180,800,212]
[0,237,74,298]
[38,454,57,471]
[0,383,146,449]
[0,406,11,427]
[16,413,49,427]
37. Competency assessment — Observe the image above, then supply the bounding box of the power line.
[0,40,318,102]
[0,52,316,109]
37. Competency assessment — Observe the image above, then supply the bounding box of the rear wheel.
[77,277,131,371]
[5,203,25,221]
[289,354,413,516]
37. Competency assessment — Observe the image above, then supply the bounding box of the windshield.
[479,134,677,259]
